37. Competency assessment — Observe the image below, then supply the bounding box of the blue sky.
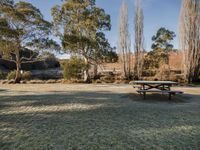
[16,0,182,51]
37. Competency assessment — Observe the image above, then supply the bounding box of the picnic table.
[132,81,183,100]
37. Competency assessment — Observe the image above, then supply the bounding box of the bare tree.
[118,0,131,79]
[134,0,144,79]
[179,0,200,83]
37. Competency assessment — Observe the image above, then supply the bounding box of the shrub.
[7,70,32,81]
[21,71,32,80]
[142,69,157,77]
[0,70,7,79]
[63,57,86,80]
[7,70,16,80]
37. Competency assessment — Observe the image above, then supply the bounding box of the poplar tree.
[118,0,131,79]
[179,0,200,83]
[134,0,144,79]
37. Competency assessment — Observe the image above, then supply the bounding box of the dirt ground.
[0,84,200,149]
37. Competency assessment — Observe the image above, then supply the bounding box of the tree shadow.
[126,92,192,103]
[0,89,8,92]
[0,90,200,149]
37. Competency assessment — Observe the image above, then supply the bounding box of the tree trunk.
[15,51,21,83]
[83,57,90,83]
[93,64,98,79]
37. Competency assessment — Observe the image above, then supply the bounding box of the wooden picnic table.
[132,81,183,100]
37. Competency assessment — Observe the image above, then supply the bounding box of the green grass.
[0,84,200,150]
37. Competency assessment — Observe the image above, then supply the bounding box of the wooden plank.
[133,81,178,85]
[137,90,183,94]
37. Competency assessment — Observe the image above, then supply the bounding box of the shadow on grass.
[126,93,192,103]
[0,89,8,92]
[0,90,200,149]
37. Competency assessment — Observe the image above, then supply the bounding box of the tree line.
[118,0,200,83]
[0,0,199,83]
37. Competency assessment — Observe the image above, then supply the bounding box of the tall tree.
[118,0,131,79]
[179,0,200,83]
[93,32,114,78]
[134,0,144,80]
[144,28,175,72]
[152,27,175,66]
[51,0,111,82]
[0,0,58,83]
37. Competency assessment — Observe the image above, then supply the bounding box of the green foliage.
[52,0,111,81]
[151,27,176,52]
[7,70,32,80]
[0,0,60,83]
[143,27,176,73]
[103,47,118,63]
[7,70,16,80]
[63,57,86,80]
[94,32,116,63]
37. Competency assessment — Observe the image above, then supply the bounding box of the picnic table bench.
[132,81,183,100]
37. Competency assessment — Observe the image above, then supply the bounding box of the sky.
[15,0,182,53]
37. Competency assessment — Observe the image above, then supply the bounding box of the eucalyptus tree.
[118,0,131,79]
[51,0,111,82]
[134,0,144,79]
[144,28,176,72]
[179,0,200,83]
[151,27,175,66]
[0,0,58,83]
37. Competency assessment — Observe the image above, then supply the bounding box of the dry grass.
[0,84,200,149]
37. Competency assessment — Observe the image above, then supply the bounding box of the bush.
[7,70,32,81]
[21,71,32,80]
[142,69,157,77]
[63,57,86,80]
[0,70,7,79]
[7,70,16,80]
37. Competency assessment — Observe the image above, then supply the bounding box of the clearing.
[0,84,200,149]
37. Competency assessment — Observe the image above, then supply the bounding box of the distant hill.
[99,52,183,73]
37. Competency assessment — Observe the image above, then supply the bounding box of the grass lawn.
[0,84,200,149]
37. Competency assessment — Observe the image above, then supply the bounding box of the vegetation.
[63,57,86,80]
[7,70,32,80]
[0,0,199,83]
[134,0,144,80]
[0,0,59,83]
[103,48,118,63]
[179,0,200,83]
[7,70,16,80]
[21,71,32,80]
[52,0,111,82]
[0,84,200,149]
[118,1,131,79]
[144,28,176,72]
[0,70,6,79]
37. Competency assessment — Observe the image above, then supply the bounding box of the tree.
[92,32,114,78]
[152,28,176,52]
[144,28,176,74]
[118,0,131,79]
[134,0,144,79]
[151,27,176,65]
[179,0,200,83]
[51,0,111,82]
[0,0,58,83]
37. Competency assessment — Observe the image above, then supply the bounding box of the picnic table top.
[132,81,178,85]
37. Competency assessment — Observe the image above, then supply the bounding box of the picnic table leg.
[169,93,172,100]
[143,92,146,99]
